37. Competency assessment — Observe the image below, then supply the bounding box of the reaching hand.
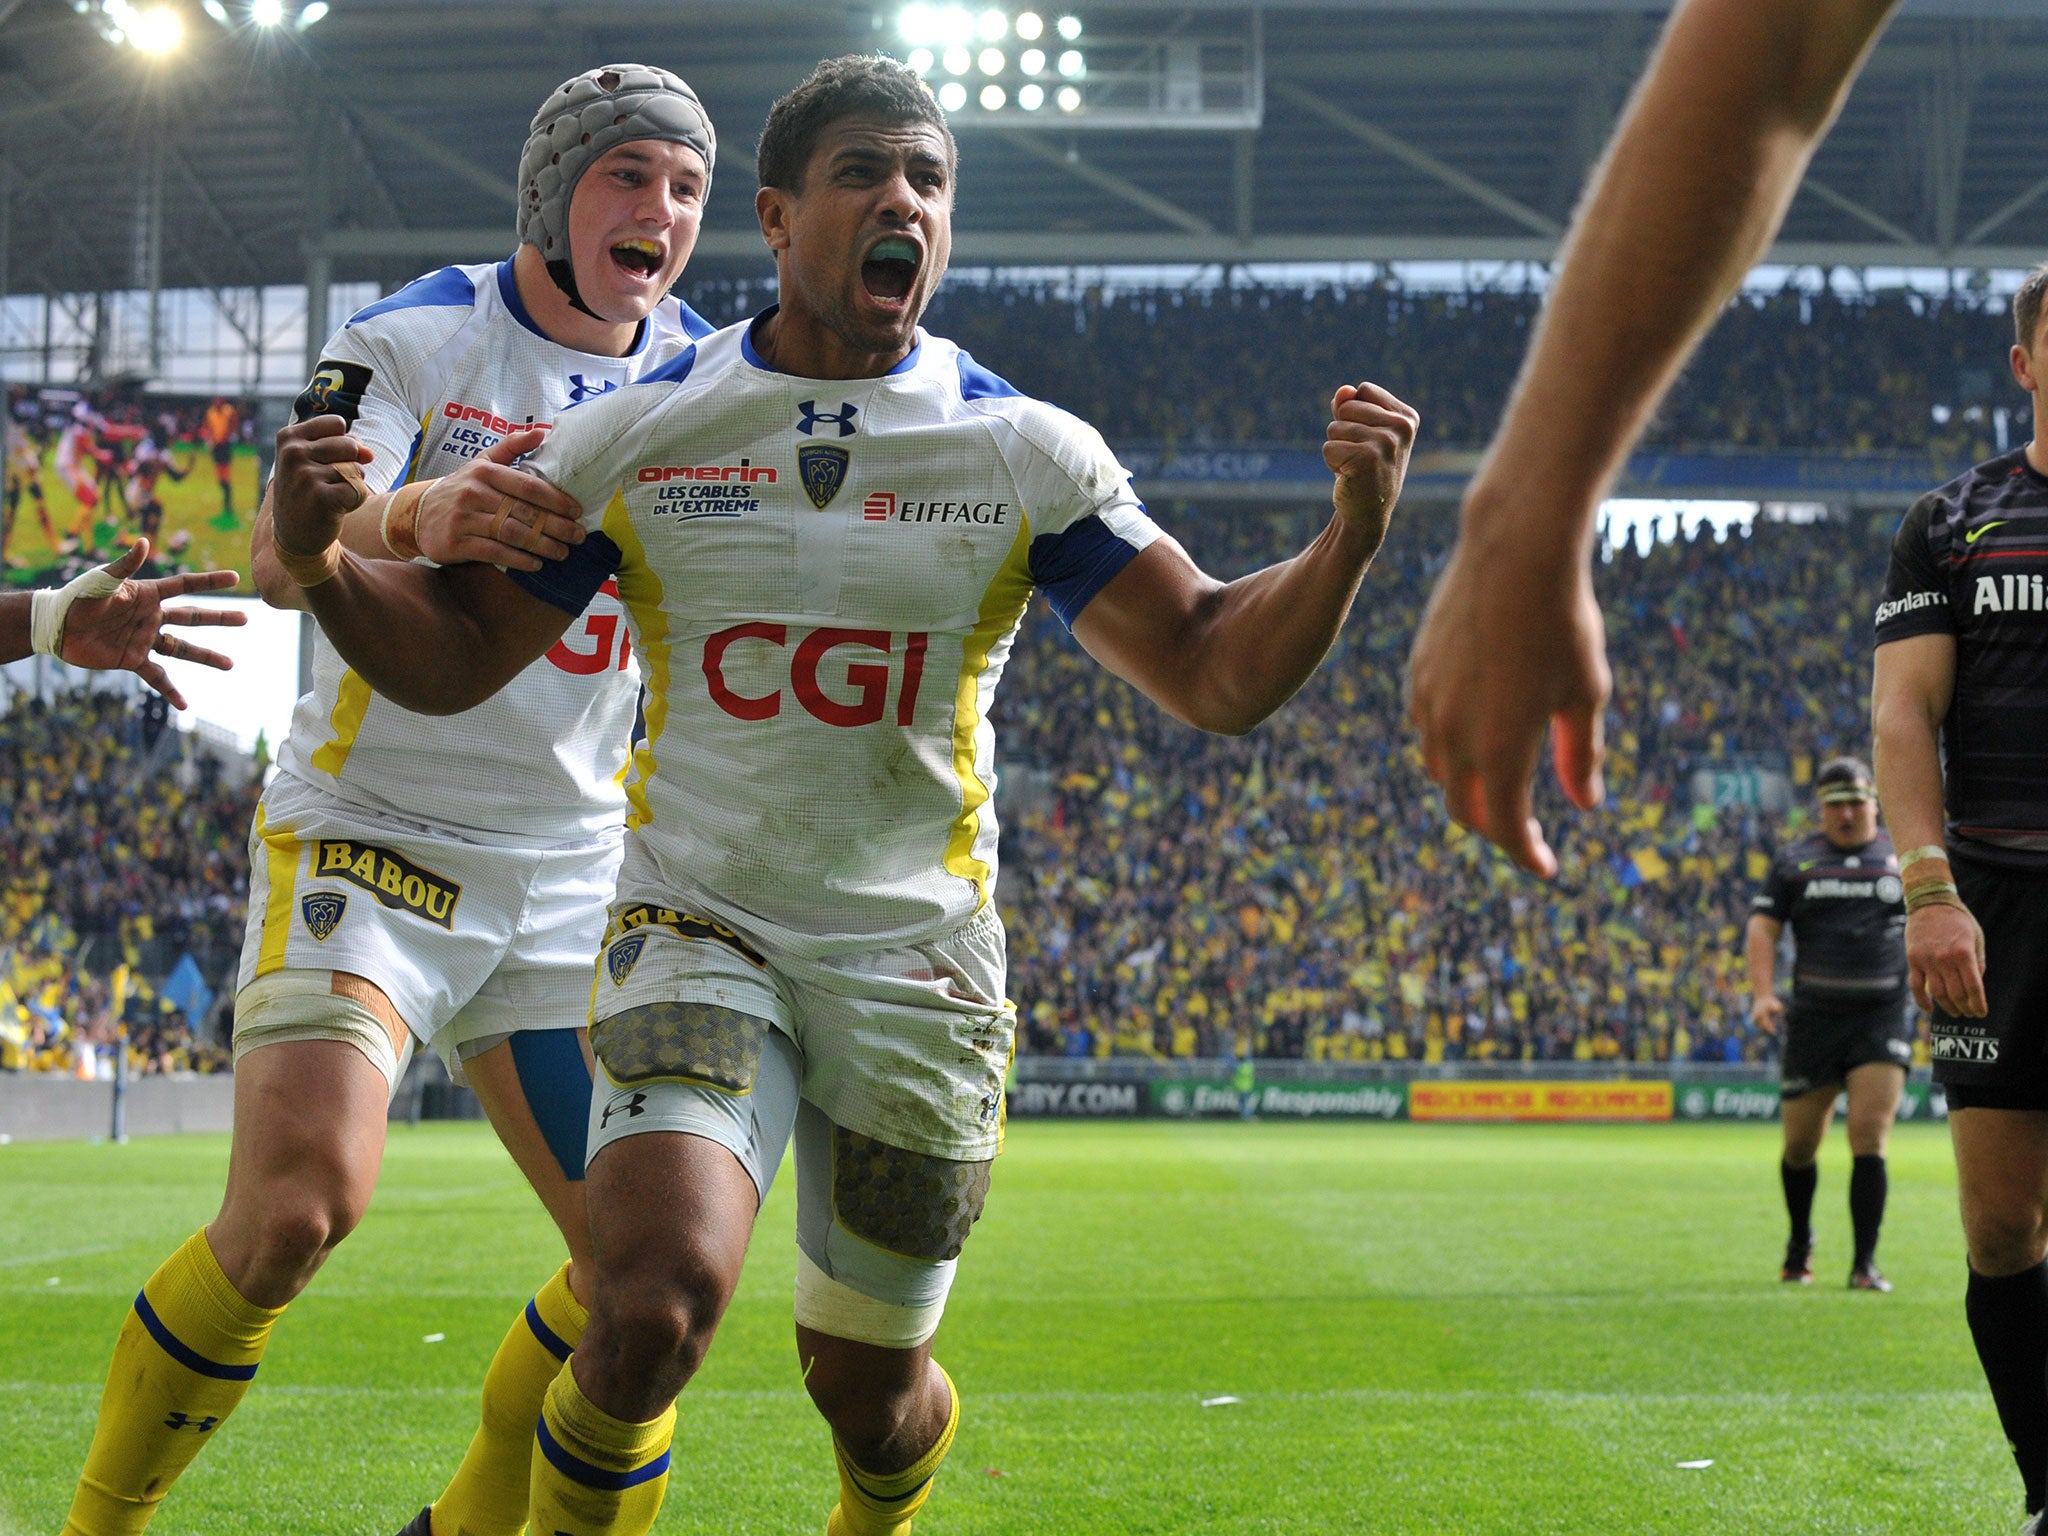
[406,427,586,571]
[1323,383,1419,553]
[58,540,247,709]
[1407,508,1611,878]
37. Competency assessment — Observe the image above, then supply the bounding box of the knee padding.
[234,969,411,1097]
[509,1028,594,1183]
[591,1001,768,1093]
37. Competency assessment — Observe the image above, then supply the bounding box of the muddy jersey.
[1875,449,2048,871]
[1751,831,1906,999]
[511,313,1164,952]
[275,259,712,844]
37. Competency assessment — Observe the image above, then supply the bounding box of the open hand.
[59,539,247,709]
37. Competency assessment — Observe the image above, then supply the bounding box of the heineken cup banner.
[1671,1076,1947,1122]
[1150,1079,1409,1119]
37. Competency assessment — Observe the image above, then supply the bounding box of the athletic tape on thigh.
[510,1028,594,1184]
[793,1250,945,1350]
[590,1001,768,1093]
[233,969,409,1097]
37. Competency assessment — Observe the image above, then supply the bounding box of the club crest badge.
[302,891,348,941]
[797,443,851,510]
[607,934,647,986]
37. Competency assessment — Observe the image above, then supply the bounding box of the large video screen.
[5,384,263,592]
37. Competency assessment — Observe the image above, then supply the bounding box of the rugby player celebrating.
[268,56,1416,1536]
[62,67,716,1536]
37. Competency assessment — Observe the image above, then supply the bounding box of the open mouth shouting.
[610,237,667,282]
[861,234,922,309]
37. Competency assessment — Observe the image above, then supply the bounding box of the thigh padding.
[832,1125,991,1262]
[591,1002,769,1094]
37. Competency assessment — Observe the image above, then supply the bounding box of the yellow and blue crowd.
[0,690,251,1075]
[994,508,1904,1066]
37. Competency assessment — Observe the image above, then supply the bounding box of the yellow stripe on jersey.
[309,410,433,777]
[253,804,303,977]
[309,670,372,775]
[943,514,1035,909]
[600,489,671,831]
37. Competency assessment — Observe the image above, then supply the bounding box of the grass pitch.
[0,1120,2008,1534]
[7,444,262,589]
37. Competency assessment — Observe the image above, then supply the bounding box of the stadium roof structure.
[3,0,2047,315]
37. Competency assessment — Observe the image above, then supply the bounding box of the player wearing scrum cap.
[59,66,716,1536]
[1873,259,2048,1534]
[1746,757,1911,1291]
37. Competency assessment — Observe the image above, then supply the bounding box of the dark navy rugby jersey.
[1875,448,2048,869]
[1751,831,1906,998]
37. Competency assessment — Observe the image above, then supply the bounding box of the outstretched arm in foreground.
[0,539,247,708]
[1406,0,1904,875]
[1075,382,1417,735]
[269,416,575,714]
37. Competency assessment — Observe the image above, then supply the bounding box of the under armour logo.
[600,1091,648,1128]
[796,399,858,437]
[164,1412,221,1432]
[566,374,617,405]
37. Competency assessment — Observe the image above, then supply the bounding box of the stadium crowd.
[996,508,1901,1065]
[0,689,252,1076]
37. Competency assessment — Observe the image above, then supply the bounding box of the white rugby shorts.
[235,773,619,1065]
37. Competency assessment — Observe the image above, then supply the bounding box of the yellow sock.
[431,1263,588,1536]
[826,1364,959,1536]
[63,1230,284,1536]
[527,1364,673,1536]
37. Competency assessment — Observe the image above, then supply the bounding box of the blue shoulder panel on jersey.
[506,530,624,616]
[676,301,717,340]
[495,259,551,342]
[345,266,479,328]
[631,344,697,388]
[957,349,1021,401]
[1029,512,1145,630]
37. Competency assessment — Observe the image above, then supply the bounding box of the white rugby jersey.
[515,314,1163,950]
[276,259,712,844]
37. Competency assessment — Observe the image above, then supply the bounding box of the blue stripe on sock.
[534,1415,671,1491]
[524,1298,573,1362]
[132,1291,260,1381]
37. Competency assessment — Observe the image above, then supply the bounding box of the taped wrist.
[1898,844,1948,870]
[382,480,431,561]
[30,561,127,656]
[1904,881,1965,915]
[275,540,343,588]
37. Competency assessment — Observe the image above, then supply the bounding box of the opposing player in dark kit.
[1747,757,1910,1290]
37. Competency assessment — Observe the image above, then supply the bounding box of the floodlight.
[250,0,283,22]
[1056,84,1080,111]
[200,0,229,23]
[897,3,934,44]
[1057,49,1084,78]
[1018,81,1044,110]
[1014,11,1043,40]
[930,5,973,45]
[976,8,1006,41]
[295,0,328,27]
[906,47,934,74]
[1056,14,1080,39]
[1020,47,1044,74]
[942,45,970,74]
[979,83,1005,109]
[128,4,183,53]
[978,47,1003,75]
[937,80,967,111]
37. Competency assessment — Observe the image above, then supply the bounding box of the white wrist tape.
[29,561,127,658]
